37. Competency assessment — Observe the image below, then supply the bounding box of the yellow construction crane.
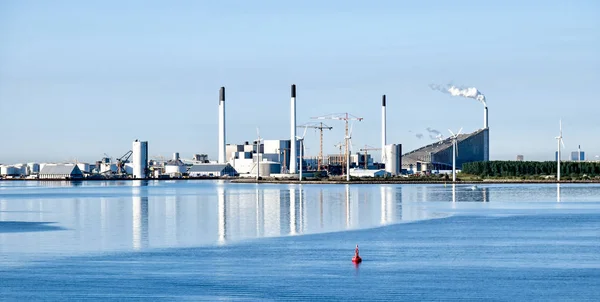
[359,145,381,169]
[297,122,333,171]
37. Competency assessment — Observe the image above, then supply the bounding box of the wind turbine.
[448,127,462,182]
[555,119,565,181]
[296,126,308,181]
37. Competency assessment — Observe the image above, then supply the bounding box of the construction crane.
[359,145,381,169]
[312,113,363,177]
[297,122,333,171]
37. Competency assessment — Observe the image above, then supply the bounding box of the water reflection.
[1,181,599,263]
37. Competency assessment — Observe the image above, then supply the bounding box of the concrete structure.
[384,144,402,176]
[188,163,236,177]
[218,87,226,163]
[289,84,297,174]
[516,155,524,161]
[403,129,487,172]
[132,140,148,179]
[38,164,83,179]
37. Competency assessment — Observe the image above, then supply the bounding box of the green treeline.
[462,161,600,177]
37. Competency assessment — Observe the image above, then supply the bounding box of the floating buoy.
[352,245,362,263]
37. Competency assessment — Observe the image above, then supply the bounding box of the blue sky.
[1,0,598,163]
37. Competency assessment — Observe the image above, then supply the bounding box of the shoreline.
[1,177,600,185]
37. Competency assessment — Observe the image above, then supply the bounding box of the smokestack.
[290,84,297,174]
[381,95,387,163]
[218,87,226,164]
[484,106,488,129]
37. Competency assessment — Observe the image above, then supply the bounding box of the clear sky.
[1,0,598,164]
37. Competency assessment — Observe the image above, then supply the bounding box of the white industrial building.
[38,164,84,179]
[349,168,388,178]
[189,163,237,177]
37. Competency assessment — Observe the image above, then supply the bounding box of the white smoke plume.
[415,133,424,139]
[430,83,487,106]
[426,127,441,140]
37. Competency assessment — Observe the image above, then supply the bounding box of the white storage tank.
[165,163,187,174]
[255,161,281,177]
[384,144,401,176]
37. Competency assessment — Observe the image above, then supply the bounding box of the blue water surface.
[0,181,599,301]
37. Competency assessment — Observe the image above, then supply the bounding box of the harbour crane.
[312,113,363,180]
[359,145,381,169]
[116,150,133,175]
[297,122,333,171]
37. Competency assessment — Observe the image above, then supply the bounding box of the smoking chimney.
[484,106,488,129]
[381,95,387,163]
[290,84,297,174]
[218,87,226,163]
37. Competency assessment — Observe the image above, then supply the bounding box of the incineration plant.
[1,84,493,180]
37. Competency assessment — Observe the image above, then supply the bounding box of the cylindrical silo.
[132,140,148,179]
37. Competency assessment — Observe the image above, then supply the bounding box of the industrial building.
[38,164,84,179]
[402,128,488,173]
[189,163,237,177]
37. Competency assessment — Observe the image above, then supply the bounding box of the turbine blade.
[448,129,455,137]
[457,127,463,135]
[561,138,565,149]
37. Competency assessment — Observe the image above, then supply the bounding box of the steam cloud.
[430,83,487,106]
[415,133,424,139]
[426,127,442,140]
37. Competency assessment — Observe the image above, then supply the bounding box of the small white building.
[349,168,388,178]
[188,163,236,177]
[39,164,84,179]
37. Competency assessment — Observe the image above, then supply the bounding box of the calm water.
[1,180,599,300]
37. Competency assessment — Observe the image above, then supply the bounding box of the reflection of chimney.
[132,195,149,250]
[218,87,226,163]
[381,95,387,163]
[290,84,297,174]
[290,188,297,235]
[217,186,226,244]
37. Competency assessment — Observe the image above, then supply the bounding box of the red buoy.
[352,245,362,263]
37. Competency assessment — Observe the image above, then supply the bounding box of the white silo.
[384,144,401,176]
[132,140,148,179]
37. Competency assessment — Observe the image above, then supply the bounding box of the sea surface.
[0,180,599,301]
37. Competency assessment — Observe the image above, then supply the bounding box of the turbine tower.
[448,127,463,182]
[555,119,565,181]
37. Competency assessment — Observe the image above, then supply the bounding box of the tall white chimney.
[218,87,226,163]
[381,94,387,163]
[290,84,297,174]
[484,106,488,129]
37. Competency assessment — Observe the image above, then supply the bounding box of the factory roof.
[188,163,233,172]
[165,159,185,166]
[402,129,484,166]
[39,164,83,175]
